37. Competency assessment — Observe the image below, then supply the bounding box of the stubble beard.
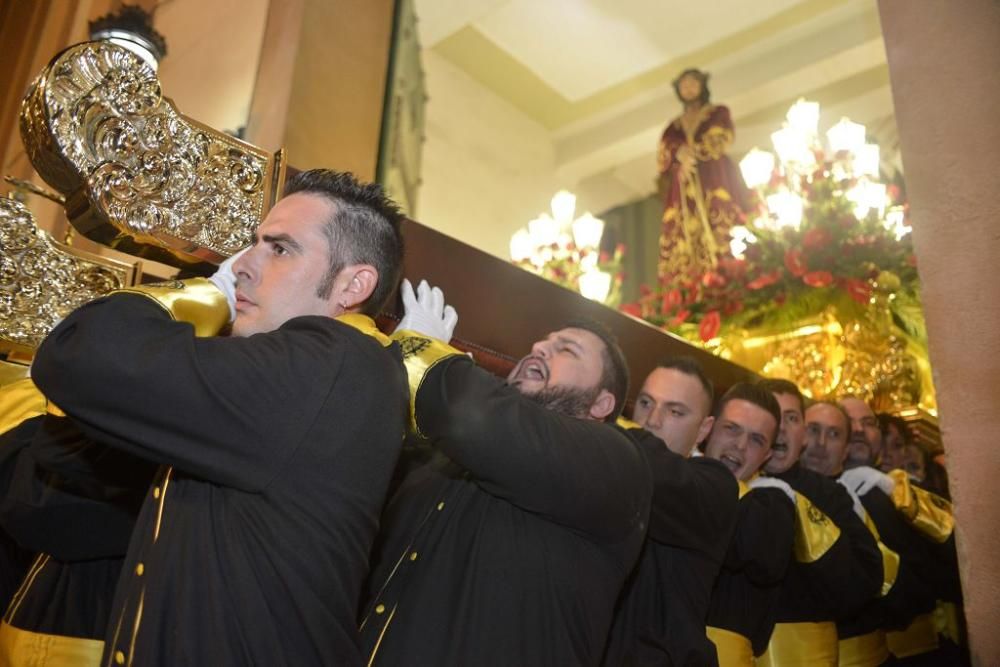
[520,383,601,421]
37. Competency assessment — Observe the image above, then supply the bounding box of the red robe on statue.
[658,104,749,282]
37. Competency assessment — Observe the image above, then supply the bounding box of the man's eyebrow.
[261,233,303,253]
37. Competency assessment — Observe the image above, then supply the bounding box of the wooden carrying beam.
[390,220,757,410]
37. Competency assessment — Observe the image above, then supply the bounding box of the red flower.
[774,292,787,305]
[639,284,652,296]
[802,228,832,250]
[747,270,781,290]
[723,300,744,316]
[802,271,833,287]
[837,215,856,230]
[599,250,610,263]
[620,303,642,317]
[843,278,871,304]
[718,258,747,279]
[670,309,691,326]
[699,311,722,342]
[701,271,727,289]
[784,248,808,276]
[615,243,626,255]
[666,289,684,309]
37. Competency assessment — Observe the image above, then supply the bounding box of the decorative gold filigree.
[20,41,285,266]
[716,301,930,414]
[0,197,139,352]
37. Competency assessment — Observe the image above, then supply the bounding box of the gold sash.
[706,625,753,667]
[838,629,888,667]
[757,621,838,667]
[0,621,103,667]
[887,612,939,658]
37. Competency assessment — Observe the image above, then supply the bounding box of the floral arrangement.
[623,101,924,345]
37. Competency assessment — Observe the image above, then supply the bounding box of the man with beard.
[360,284,651,666]
[21,170,410,666]
[836,398,962,664]
[756,380,883,667]
[802,401,942,665]
[701,383,798,665]
[603,357,740,666]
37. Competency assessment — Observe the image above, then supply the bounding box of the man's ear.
[589,389,616,422]
[696,415,715,445]
[336,264,378,311]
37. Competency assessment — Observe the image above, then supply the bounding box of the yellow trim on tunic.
[389,330,462,438]
[861,509,900,596]
[0,378,48,435]
[934,601,962,645]
[0,620,103,667]
[888,469,954,542]
[838,630,888,667]
[112,278,229,338]
[335,313,391,347]
[887,612,939,658]
[615,416,640,430]
[758,621,838,667]
[792,494,840,563]
[706,625,753,667]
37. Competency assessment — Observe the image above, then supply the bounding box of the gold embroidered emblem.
[399,336,432,359]
[807,501,829,526]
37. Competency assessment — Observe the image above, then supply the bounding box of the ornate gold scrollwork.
[20,41,285,267]
[0,197,140,356]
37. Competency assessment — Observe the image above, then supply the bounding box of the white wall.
[416,50,564,260]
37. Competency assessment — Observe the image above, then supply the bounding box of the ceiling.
[414,0,899,213]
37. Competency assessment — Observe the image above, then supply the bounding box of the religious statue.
[657,68,748,282]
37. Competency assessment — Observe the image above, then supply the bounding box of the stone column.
[879,2,1000,664]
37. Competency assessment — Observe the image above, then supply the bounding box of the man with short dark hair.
[702,383,799,665]
[24,169,409,665]
[360,293,651,666]
[757,380,883,667]
[603,357,739,665]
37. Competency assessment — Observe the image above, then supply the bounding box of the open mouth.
[517,357,548,382]
[720,454,742,472]
[772,441,788,454]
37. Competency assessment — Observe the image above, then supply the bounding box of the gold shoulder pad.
[0,378,64,435]
[888,469,954,543]
[113,278,228,338]
[390,330,462,437]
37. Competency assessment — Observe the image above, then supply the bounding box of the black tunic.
[360,357,652,666]
[0,413,154,641]
[773,463,883,623]
[603,431,739,666]
[0,416,39,610]
[31,294,408,666]
[705,487,795,655]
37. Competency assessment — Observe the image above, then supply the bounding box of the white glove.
[749,476,796,505]
[839,466,895,497]
[208,247,248,322]
[837,481,867,520]
[395,279,458,342]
